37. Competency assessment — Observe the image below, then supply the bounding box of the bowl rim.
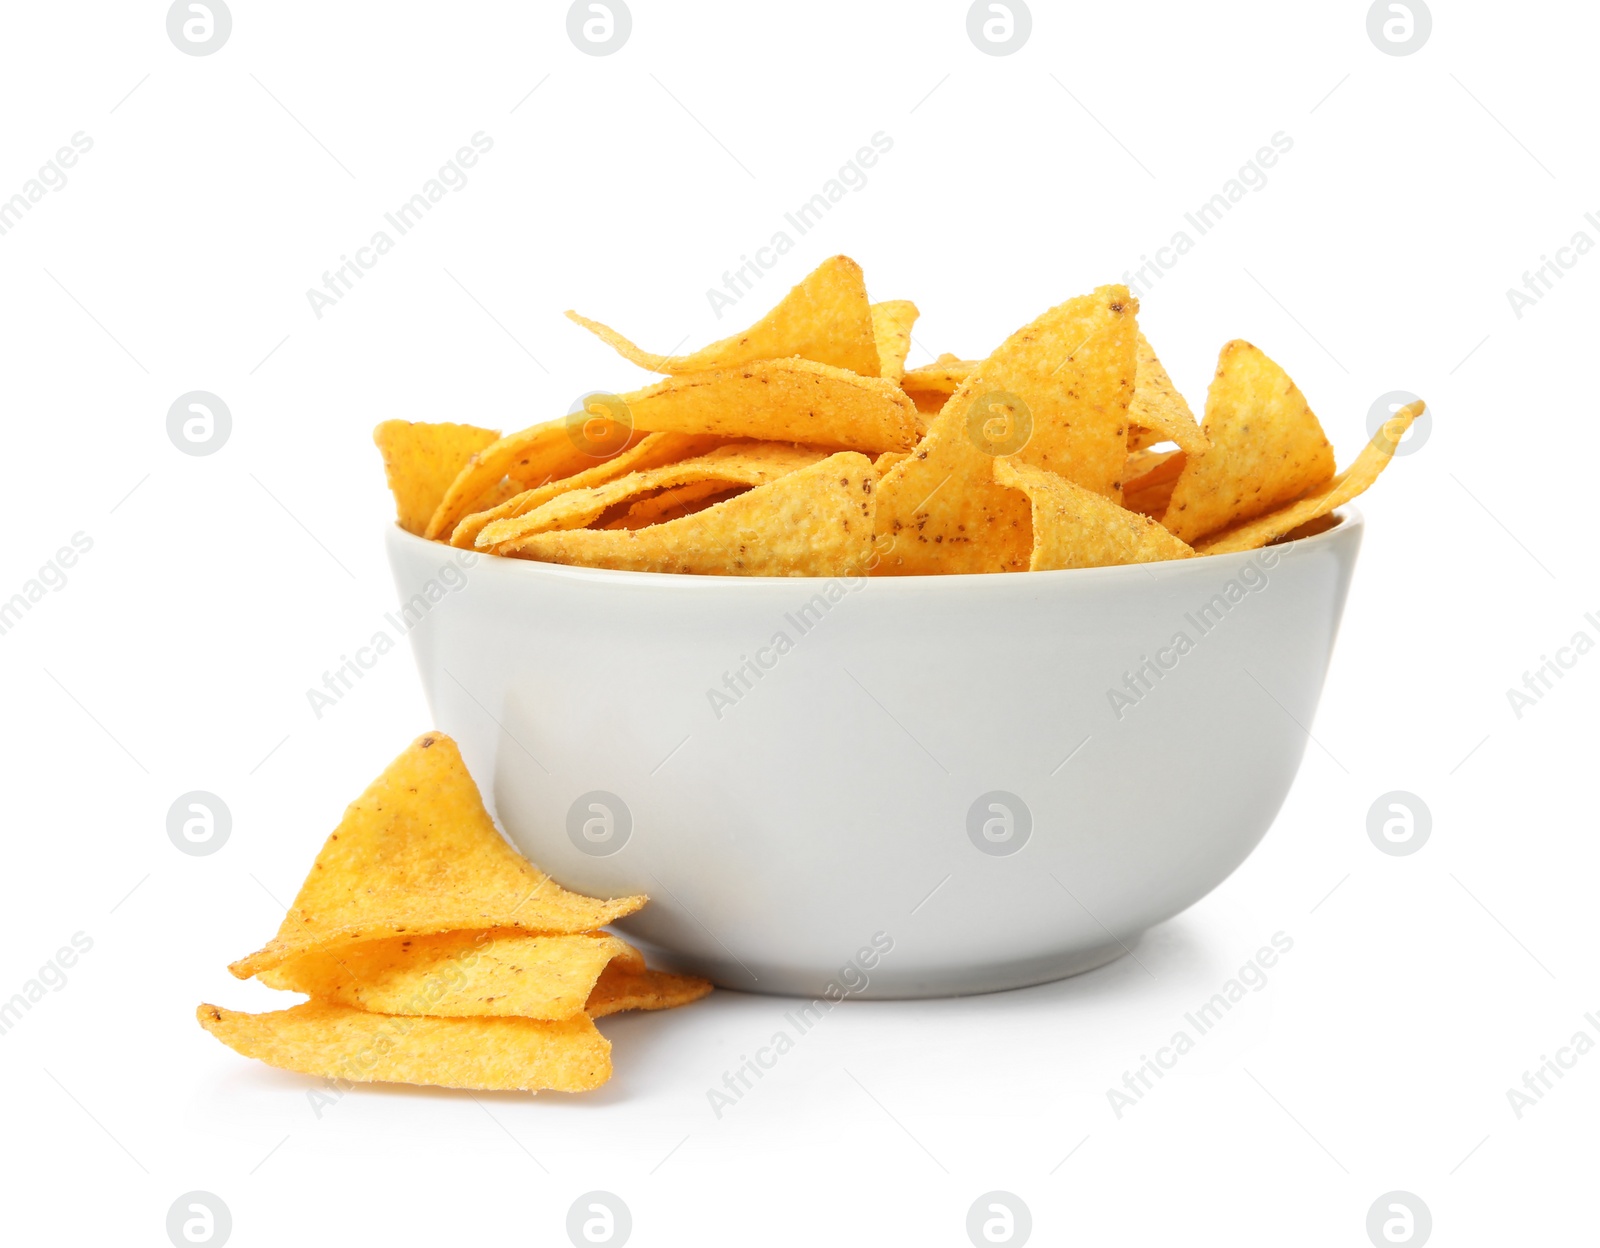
[386,506,1362,590]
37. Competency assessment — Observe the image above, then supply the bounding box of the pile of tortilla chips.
[199,733,709,1092]
[375,256,1422,576]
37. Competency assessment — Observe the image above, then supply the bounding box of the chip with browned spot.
[1199,403,1422,553]
[448,433,719,549]
[995,458,1194,570]
[618,359,918,452]
[1127,331,1208,455]
[228,734,645,979]
[476,442,828,550]
[874,285,1138,574]
[1122,447,1187,517]
[1162,340,1335,545]
[423,418,648,540]
[900,354,977,401]
[500,452,877,576]
[871,300,919,382]
[374,421,500,536]
[258,930,644,1021]
[586,962,715,1018]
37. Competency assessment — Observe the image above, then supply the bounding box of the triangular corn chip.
[900,355,977,401]
[258,931,643,1021]
[500,452,876,577]
[618,358,917,452]
[448,433,718,549]
[1162,341,1335,545]
[874,285,1138,574]
[1123,445,1185,487]
[1199,404,1422,554]
[567,255,879,376]
[1121,447,1186,517]
[870,300,919,382]
[994,459,1194,570]
[374,421,500,536]
[229,734,645,979]
[1126,332,1208,454]
[902,356,977,421]
[902,355,972,385]
[586,963,714,1018]
[605,480,736,528]
[197,1002,611,1092]
[423,417,647,540]
[476,442,828,549]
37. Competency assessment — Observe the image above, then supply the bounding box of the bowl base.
[627,934,1140,1001]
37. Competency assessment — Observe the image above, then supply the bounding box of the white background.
[1,1,1595,1244]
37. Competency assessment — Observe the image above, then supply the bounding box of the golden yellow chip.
[567,255,879,376]
[1121,447,1186,517]
[375,260,1421,580]
[500,452,876,577]
[870,300,919,382]
[618,358,918,452]
[874,285,1137,574]
[229,733,645,979]
[1162,340,1335,545]
[448,433,720,549]
[259,930,643,1021]
[994,458,1194,570]
[1199,404,1422,554]
[476,442,828,550]
[373,421,500,536]
[586,963,714,1018]
[605,479,739,529]
[424,417,645,540]
[1127,331,1208,455]
[197,1002,611,1092]
[900,355,976,399]
[1123,446,1184,487]
[909,396,943,427]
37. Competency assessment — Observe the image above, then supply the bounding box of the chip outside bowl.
[386,511,1363,999]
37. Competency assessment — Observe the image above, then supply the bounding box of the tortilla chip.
[618,359,918,452]
[994,458,1194,570]
[1127,332,1208,455]
[871,300,919,382]
[228,734,645,979]
[1123,446,1184,486]
[1162,340,1335,545]
[448,433,721,549]
[874,285,1138,574]
[567,255,879,376]
[197,1002,611,1092]
[1274,513,1342,542]
[476,442,828,550]
[1199,404,1422,554]
[423,418,647,540]
[604,480,740,529]
[900,355,977,400]
[1121,447,1186,517]
[586,962,714,1018]
[499,452,876,577]
[374,421,500,536]
[259,931,644,1021]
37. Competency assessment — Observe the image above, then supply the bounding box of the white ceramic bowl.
[386,511,1362,998]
